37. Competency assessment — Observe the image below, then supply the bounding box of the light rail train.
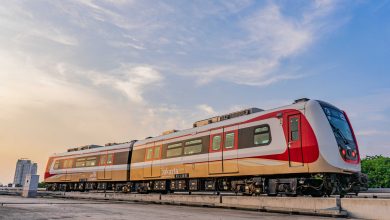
[44,99,368,196]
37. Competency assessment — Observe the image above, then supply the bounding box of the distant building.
[13,159,37,187]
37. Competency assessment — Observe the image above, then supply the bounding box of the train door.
[208,129,223,174]
[98,152,113,180]
[222,126,239,173]
[105,153,113,179]
[65,159,72,181]
[97,154,106,180]
[151,144,162,177]
[287,114,304,167]
[60,171,67,181]
[60,159,71,181]
[143,147,154,178]
[60,160,67,181]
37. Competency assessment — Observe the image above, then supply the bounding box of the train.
[44,98,368,196]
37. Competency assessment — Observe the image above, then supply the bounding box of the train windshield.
[320,104,358,160]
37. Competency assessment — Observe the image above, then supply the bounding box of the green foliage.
[361,155,390,188]
[38,182,47,188]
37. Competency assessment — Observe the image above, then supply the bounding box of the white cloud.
[197,104,216,115]
[0,1,344,88]
[0,2,78,46]
[113,66,163,103]
[193,1,339,86]
[242,3,311,58]
[90,65,163,103]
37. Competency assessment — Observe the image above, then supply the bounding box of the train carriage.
[44,141,136,191]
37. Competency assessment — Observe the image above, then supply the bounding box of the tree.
[361,155,390,188]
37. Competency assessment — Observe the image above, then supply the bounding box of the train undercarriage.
[46,172,368,197]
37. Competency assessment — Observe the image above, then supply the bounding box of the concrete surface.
[221,195,338,210]
[341,198,390,220]
[0,195,346,220]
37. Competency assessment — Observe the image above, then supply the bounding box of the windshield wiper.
[329,122,349,144]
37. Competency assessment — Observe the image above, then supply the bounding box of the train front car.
[305,100,368,196]
[128,98,367,197]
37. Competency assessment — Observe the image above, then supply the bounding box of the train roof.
[51,141,135,157]
[133,98,314,147]
[50,98,320,155]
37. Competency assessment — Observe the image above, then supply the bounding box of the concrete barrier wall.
[58,192,390,219]
[60,192,339,211]
[63,192,161,202]
[342,198,390,220]
[62,192,97,199]
[161,194,220,205]
[62,192,337,211]
[114,193,161,202]
[221,196,338,211]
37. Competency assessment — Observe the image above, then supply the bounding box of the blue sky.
[0,0,389,183]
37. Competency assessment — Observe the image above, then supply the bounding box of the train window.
[86,157,97,167]
[225,133,235,149]
[212,135,221,151]
[185,139,202,145]
[107,154,113,165]
[154,146,161,159]
[166,142,183,158]
[290,118,299,141]
[167,147,182,157]
[146,148,153,160]
[255,126,268,133]
[168,143,182,149]
[254,125,271,145]
[100,155,107,166]
[184,138,202,155]
[63,159,73,168]
[53,160,60,169]
[184,144,202,155]
[75,158,86,167]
